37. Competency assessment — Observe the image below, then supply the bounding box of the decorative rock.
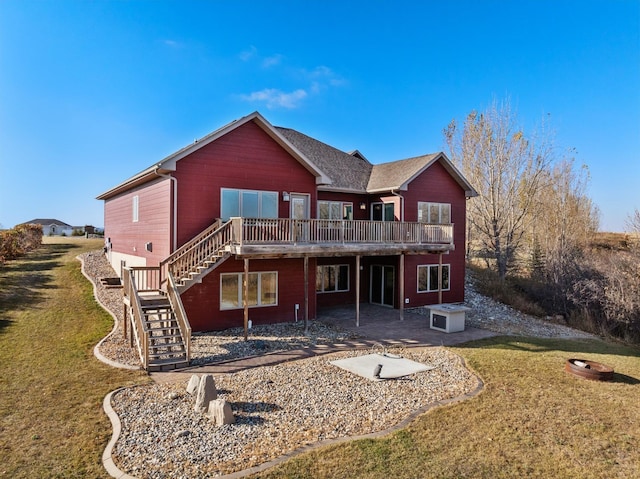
[165,391,180,400]
[207,399,235,426]
[174,429,191,438]
[186,375,200,396]
[194,374,217,413]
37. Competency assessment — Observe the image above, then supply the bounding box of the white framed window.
[221,188,278,221]
[417,264,450,292]
[318,201,353,220]
[316,264,350,293]
[132,195,139,223]
[418,202,451,224]
[220,271,278,310]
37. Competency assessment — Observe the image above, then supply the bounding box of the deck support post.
[399,253,405,321]
[355,255,361,327]
[303,256,309,334]
[243,258,249,341]
[438,252,443,305]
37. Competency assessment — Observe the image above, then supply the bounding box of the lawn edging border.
[76,254,140,371]
[102,352,484,479]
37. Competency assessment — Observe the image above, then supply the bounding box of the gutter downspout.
[154,168,178,252]
[390,189,405,222]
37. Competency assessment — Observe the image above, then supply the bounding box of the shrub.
[0,224,43,265]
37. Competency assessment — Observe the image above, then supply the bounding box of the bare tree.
[626,208,640,237]
[445,98,554,280]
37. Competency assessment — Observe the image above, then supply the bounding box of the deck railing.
[231,218,453,246]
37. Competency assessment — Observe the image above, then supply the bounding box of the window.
[316,264,349,293]
[318,201,353,220]
[372,202,395,221]
[221,188,278,221]
[220,271,278,310]
[418,202,451,224]
[417,264,450,292]
[132,195,139,222]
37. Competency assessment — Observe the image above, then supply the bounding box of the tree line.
[445,98,639,343]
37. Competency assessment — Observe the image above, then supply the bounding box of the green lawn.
[0,238,148,478]
[1,238,639,478]
[251,339,640,479]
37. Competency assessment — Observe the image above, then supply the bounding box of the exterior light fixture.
[282,192,290,201]
[359,202,366,210]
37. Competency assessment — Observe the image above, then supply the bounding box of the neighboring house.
[20,219,74,236]
[97,111,476,368]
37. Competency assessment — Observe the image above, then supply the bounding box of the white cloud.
[240,88,308,109]
[262,54,283,68]
[239,45,258,61]
[162,39,183,49]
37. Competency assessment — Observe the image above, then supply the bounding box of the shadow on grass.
[0,243,81,331]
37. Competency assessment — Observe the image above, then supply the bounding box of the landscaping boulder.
[193,374,217,413]
[186,374,200,396]
[207,399,235,426]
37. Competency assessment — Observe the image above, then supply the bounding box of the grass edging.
[76,253,140,371]
[102,388,138,479]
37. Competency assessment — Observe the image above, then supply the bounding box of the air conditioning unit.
[429,304,471,333]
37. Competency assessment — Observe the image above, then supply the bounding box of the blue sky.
[1,0,638,232]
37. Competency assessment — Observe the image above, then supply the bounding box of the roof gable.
[368,152,478,197]
[97,112,332,200]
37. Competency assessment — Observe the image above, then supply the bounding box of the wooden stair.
[140,296,189,371]
[164,220,233,294]
[174,250,231,292]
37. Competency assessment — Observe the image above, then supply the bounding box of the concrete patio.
[318,303,497,347]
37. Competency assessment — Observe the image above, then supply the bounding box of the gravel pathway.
[78,250,597,478]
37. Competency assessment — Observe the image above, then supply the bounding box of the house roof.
[368,153,478,197]
[20,219,72,228]
[97,111,477,200]
[275,127,373,193]
[96,112,333,200]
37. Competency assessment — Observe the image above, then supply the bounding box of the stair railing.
[123,267,149,369]
[161,220,233,287]
[166,271,191,362]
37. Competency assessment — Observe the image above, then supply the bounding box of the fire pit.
[565,358,614,381]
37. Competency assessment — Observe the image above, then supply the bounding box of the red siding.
[401,159,467,305]
[103,178,172,265]
[182,257,318,331]
[174,121,318,246]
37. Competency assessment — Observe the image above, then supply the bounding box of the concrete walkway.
[151,304,497,383]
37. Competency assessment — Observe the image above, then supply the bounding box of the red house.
[97,112,476,369]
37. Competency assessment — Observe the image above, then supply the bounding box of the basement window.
[417,264,450,292]
[220,271,277,310]
[316,264,349,293]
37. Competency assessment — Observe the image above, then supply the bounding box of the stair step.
[147,358,190,372]
[149,344,185,353]
[149,350,186,359]
[148,330,181,338]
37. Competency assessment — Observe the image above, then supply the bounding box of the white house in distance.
[19,219,75,236]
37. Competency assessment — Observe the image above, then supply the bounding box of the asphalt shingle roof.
[276,127,373,192]
[368,154,440,192]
